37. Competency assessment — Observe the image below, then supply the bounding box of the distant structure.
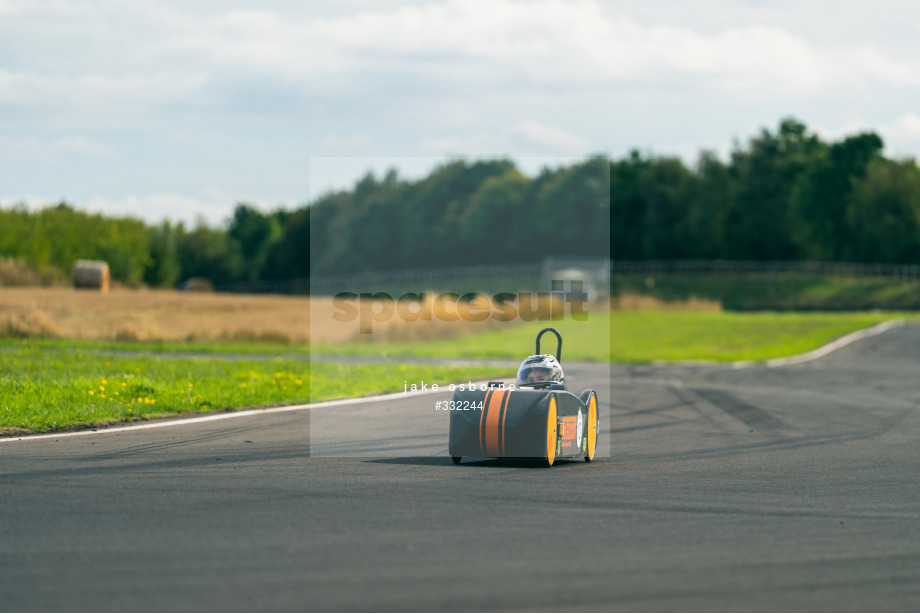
[72,260,110,292]
[180,277,214,292]
[540,256,610,303]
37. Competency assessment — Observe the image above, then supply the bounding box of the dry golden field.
[0,286,713,344]
[0,287,311,342]
[610,293,721,311]
[0,288,571,343]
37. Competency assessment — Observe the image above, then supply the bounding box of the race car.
[448,327,599,466]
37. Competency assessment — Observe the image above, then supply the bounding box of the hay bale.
[72,260,110,292]
[180,277,214,292]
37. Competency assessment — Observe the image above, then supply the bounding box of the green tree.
[725,118,822,259]
[460,168,530,263]
[610,151,649,260]
[847,158,920,263]
[227,203,282,280]
[639,156,696,259]
[175,221,244,285]
[144,221,181,287]
[686,151,734,259]
[789,132,883,260]
[263,207,310,279]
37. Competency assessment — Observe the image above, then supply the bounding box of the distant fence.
[611,260,920,280]
[216,257,613,297]
[216,258,920,296]
[312,261,544,294]
[217,262,544,295]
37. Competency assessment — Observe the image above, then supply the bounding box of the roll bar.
[536,327,562,362]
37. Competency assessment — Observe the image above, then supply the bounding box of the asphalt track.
[2,325,920,611]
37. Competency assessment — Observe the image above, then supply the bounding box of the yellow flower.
[89,390,94,395]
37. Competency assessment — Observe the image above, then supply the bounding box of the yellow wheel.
[585,392,598,462]
[546,396,557,467]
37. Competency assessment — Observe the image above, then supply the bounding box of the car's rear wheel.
[451,456,462,464]
[585,392,598,462]
[545,396,557,467]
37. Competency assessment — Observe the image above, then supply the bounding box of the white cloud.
[888,113,920,139]
[320,134,374,152]
[873,113,920,160]
[86,194,232,225]
[159,0,920,97]
[0,135,115,159]
[3,1,920,221]
[0,69,208,127]
[0,191,291,226]
[2,0,919,120]
[422,120,587,156]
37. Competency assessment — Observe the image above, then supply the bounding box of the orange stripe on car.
[485,390,506,456]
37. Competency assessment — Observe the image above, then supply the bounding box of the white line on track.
[761,319,905,367]
[653,319,906,369]
[0,379,482,443]
[1,321,905,443]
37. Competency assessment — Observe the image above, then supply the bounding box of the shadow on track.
[362,456,596,468]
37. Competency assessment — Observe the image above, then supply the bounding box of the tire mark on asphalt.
[622,401,691,417]
[73,423,264,462]
[668,385,732,432]
[0,449,310,481]
[689,386,789,435]
[611,419,694,434]
[617,431,865,462]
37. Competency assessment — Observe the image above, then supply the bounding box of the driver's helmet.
[516,354,564,387]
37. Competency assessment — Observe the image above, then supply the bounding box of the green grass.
[0,336,310,356]
[0,342,507,433]
[2,308,913,433]
[613,272,920,310]
[609,311,907,362]
[312,310,910,363]
[311,316,610,361]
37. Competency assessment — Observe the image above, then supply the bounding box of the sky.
[2,0,919,226]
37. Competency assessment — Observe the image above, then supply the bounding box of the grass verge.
[312,310,911,362]
[0,336,310,356]
[0,342,507,434]
[610,311,908,362]
[613,272,920,310]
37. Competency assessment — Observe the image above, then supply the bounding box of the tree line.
[2,118,919,288]
[613,118,920,263]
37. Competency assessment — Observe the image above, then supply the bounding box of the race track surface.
[2,325,919,611]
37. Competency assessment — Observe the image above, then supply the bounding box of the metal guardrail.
[217,259,920,295]
[217,261,545,295]
[611,260,920,279]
